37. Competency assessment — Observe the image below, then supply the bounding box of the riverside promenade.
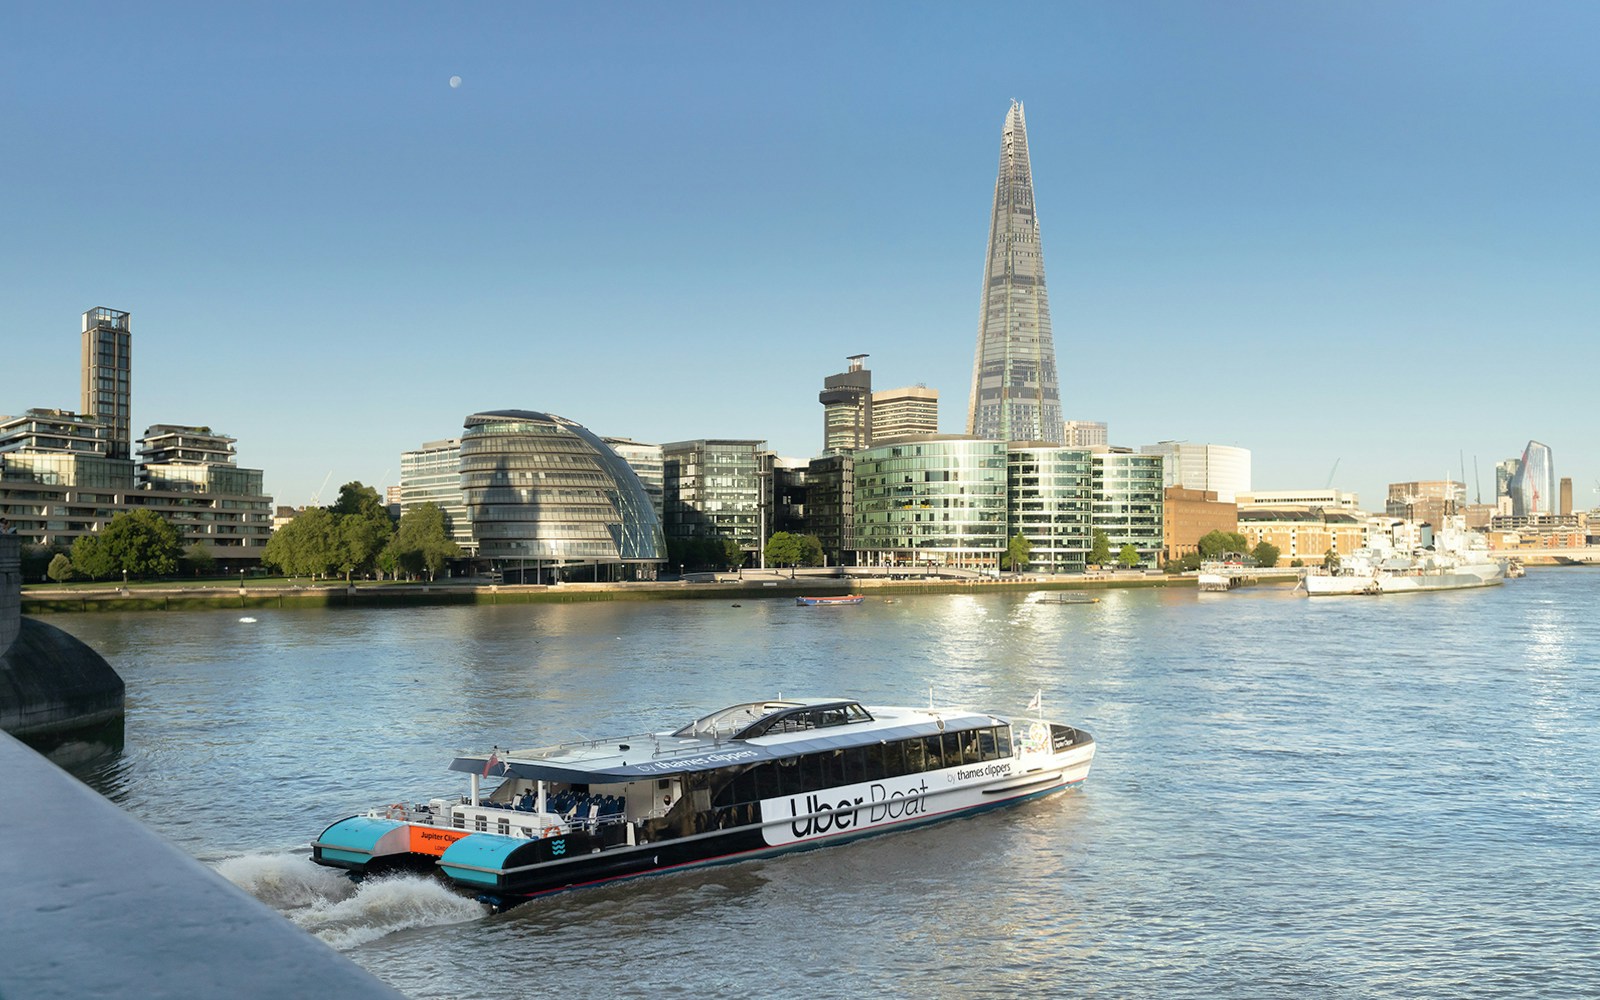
[21,565,1304,614]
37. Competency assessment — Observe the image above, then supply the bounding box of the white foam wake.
[213,852,488,950]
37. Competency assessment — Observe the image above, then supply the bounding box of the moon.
[449,75,462,89]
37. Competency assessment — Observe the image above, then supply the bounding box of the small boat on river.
[311,696,1095,909]
[795,594,864,606]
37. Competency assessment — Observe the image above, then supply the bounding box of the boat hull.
[1303,569,1504,596]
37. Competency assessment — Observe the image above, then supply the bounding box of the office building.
[1237,490,1363,513]
[805,454,855,567]
[854,436,1007,571]
[766,455,808,538]
[820,355,873,455]
[80,307,132,461]
[871,386,939,442]
[1007,444,1093,574]
[1163,487,1239,565]
[602,437,665,528]
[1385,480,1464,527]
[399,438,473,552]
[661,439,766,561]
[1091,452,1165,567]
[1507,440,1555,516]
[1237,509,1366,567]
[967,101,1063,444]
[1139,442,1251,503]
[459,411,665,580]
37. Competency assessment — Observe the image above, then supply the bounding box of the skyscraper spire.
[966,100,1063,443]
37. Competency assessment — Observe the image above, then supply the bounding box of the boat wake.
[213,851,488,950]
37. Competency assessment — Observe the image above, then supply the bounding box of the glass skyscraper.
[80,307,132,461]
[853,437,1007,571]
[1507,440,1554,516]
[966,101,1063,444]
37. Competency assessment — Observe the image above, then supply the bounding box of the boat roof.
[449,699,1020,784]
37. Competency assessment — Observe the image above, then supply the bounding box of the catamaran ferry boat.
[312,697,1094,908]
[795,594,864,606]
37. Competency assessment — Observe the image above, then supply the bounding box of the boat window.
[731,766,757,805]
[996,727,1013,758]
[921,736,944,771]
[880,740,908,778]
[941,731,965,768]
[752,761,781,800]
[976,729,999,761]
[901,738,927,775]
[776,757,801,797]
[817,707,849,728]
[842,746,870,785]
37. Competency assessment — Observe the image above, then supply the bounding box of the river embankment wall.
[0,729,404,999]
[1,534,126,737]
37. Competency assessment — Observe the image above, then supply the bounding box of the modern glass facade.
[1507,440,1554,516]
[853,437,1007,570]
[661,439,765,557]
[1007,445,1093,574]
[460,411,665,576]
[1092,452,1165,567]
[602,437,665,529]
[966,101,1063,444]
[805,453,855,567]
[399,438,473,552]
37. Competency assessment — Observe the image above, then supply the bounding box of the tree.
[330,481,386,519]
[764,532,804,569]
[1088,529,1112,567]
[337,509,394,581]
[47,553,75,583]
[71,534,115,581]
[1323,548,1341,572]
[1002,533,1032,574]
[721,538,744,571]
[385,502,460,580]
[797,534,824,567]
[1252,541,1281,568]
[102,509,183,579]
[182,541,216,577]
[264,506,340,580]
[1197,530,1251,559]
[1117,543,1141,568]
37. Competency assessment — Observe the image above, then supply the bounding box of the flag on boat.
[482,752,500,777]
[1026,690,1042,712]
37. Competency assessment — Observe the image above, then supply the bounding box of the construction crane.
[1325,458,1341,489]
[307,471,333,508]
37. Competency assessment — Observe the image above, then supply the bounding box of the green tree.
[264,506,340,580]
[1117,543,1141,568]
[1323,548,1340,572]
[71,534,115,581]
[1088,529,1112,567]
[1197,530,1251,559]
[46,553,75,583]
[386,502,460,580]
[182,541,216,577]
[721,538,744,571]
[100,509,182,579]
[1001,533,1032,574]
[1252,541,1281,568]
[337,509,394,581]
[797,534,824,567]
[330,481,387,519]
[765,531,804,569]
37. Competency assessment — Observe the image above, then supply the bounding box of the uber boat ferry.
[312,697,1094,908]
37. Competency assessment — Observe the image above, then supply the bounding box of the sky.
[4,2,1598,510]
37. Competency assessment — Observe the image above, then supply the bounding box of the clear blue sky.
[4,2,1598,509]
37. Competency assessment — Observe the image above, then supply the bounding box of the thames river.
[48,571,1600,998]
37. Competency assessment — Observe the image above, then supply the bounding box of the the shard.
[966,100,1063,443]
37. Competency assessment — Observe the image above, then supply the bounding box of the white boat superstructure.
[1302,518,1506,596]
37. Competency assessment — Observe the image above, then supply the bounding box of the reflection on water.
[37,570,1600,998]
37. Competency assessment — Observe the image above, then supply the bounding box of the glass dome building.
[460,410,666,580]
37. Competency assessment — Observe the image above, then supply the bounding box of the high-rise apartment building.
[1091,452,1165,567]
[820,355,873,455]
[80,307,132,460]
[871,386,939,442]
[853,436,1007,571]
[805,454,855,567]
[1507,440,1554,516]
[966,101,1062,444]
[1007,444,1093,574]
[1063,420,1108,448]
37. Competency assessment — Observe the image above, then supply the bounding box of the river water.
[44,571,1600,999]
